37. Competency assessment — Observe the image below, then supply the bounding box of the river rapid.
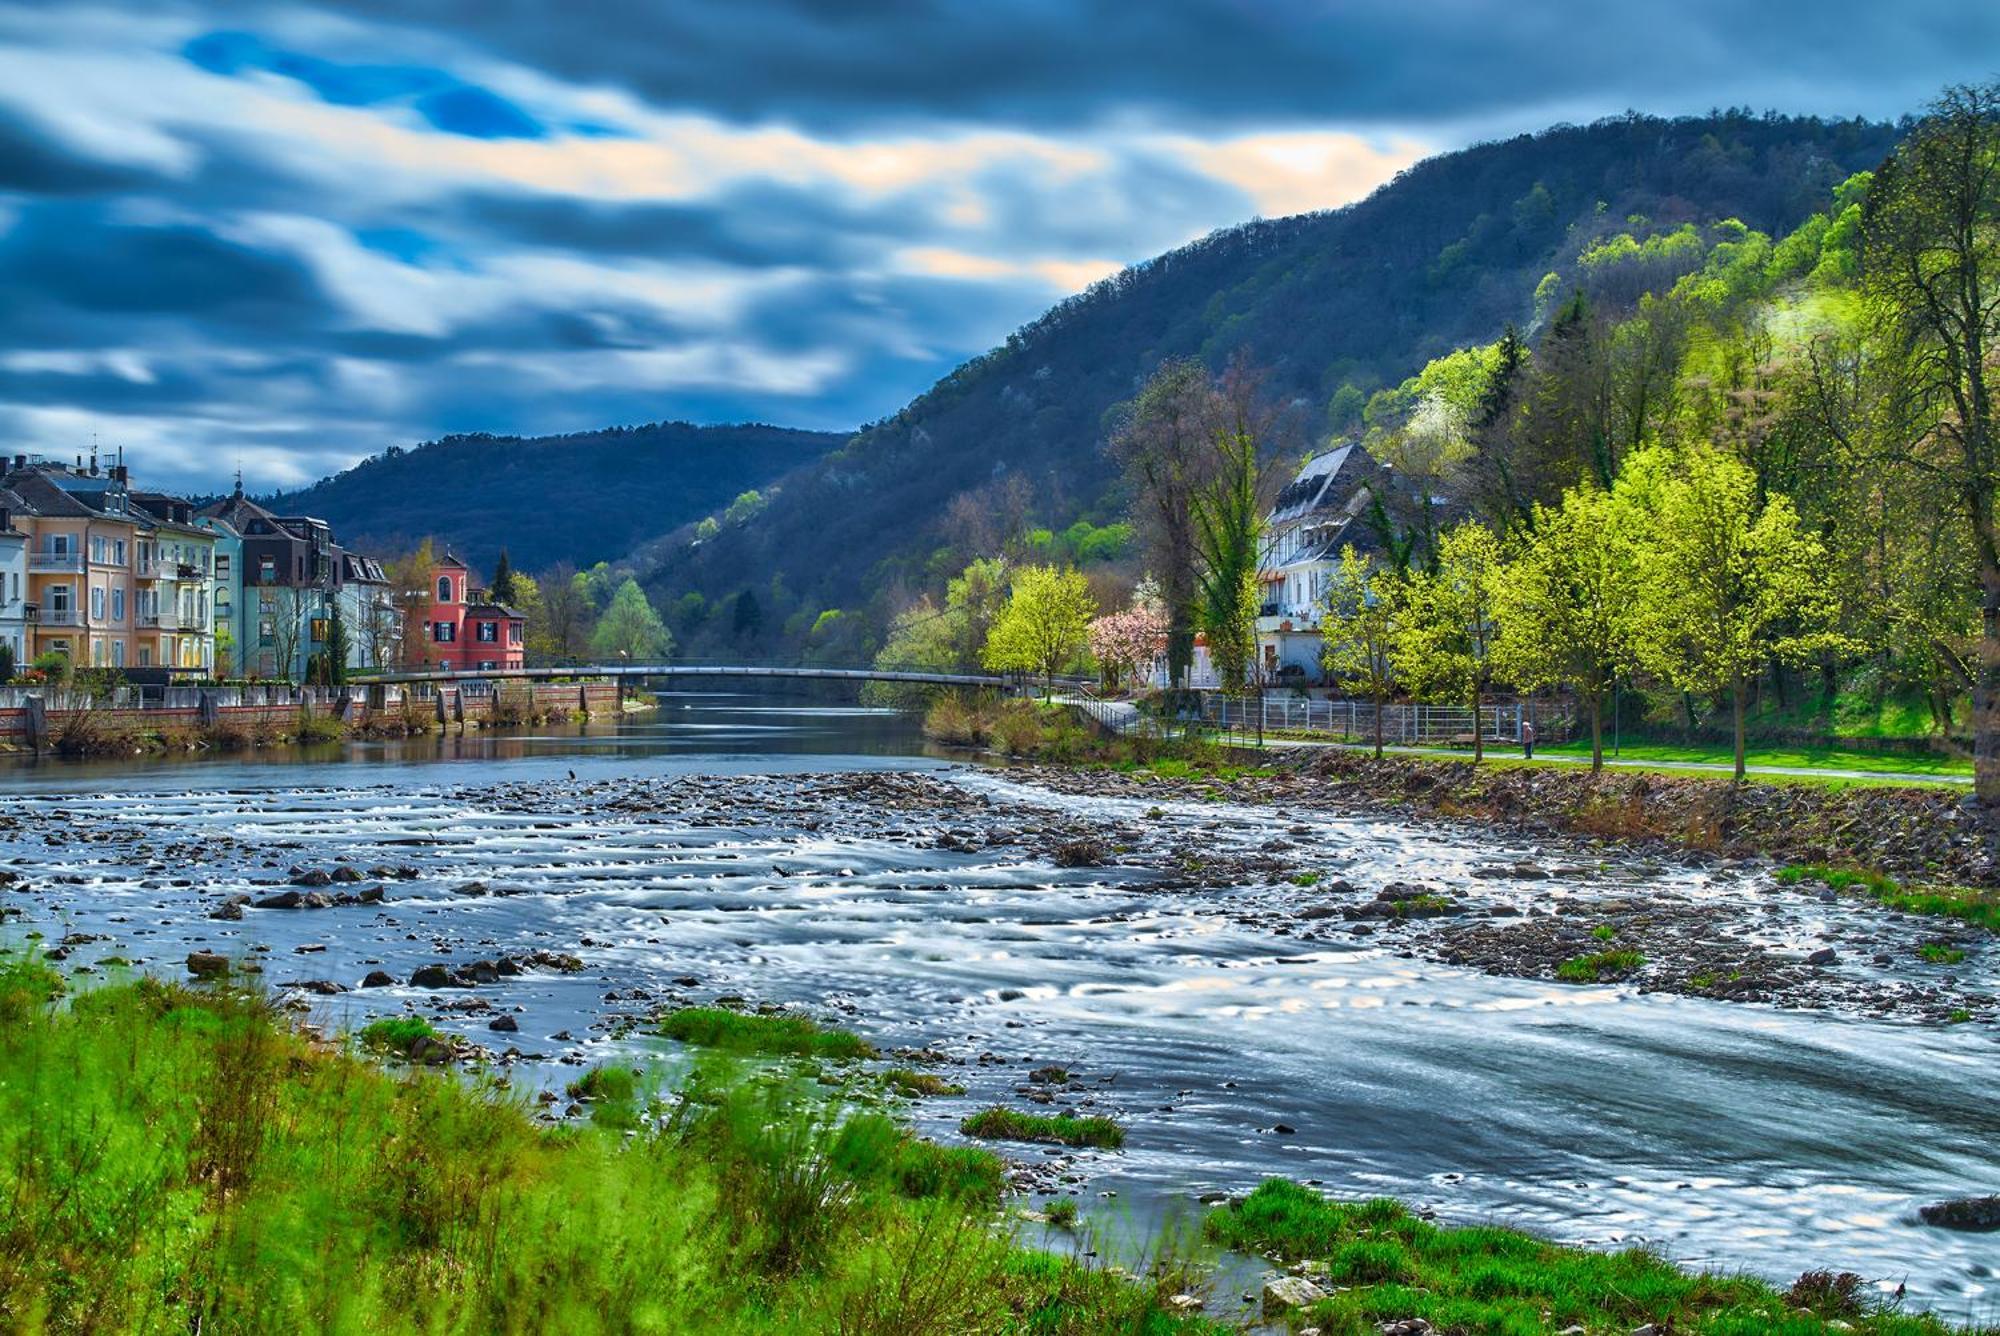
[3,692,1995,1323]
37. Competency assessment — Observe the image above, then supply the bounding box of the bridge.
[350,661,1074,691]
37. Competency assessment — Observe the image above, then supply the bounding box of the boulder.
[1806,947,1838,966]
[359,970,397,989]
[186,950,228,978]
[409,963,465,989]
[293,868,334,887]
[254,890,304,910]
[1261,1275,1325,1313]
[1918,1196,2000,1231]
[488,1014,519,1033]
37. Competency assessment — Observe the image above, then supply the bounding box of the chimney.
[111,464,128,485]
[9,455,20,471]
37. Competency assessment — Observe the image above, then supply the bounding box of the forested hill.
[640,111,1897,635]
[269,421,846,573]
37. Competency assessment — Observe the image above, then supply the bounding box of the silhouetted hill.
[270,421,846,573]
[640,110,1898,631]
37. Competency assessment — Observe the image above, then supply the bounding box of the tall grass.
[0,956,1226,1334]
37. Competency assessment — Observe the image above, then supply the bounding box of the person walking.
[1522,718,1536,760]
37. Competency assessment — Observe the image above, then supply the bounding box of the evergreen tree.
[491,549,517,605]
[323,600,350,687]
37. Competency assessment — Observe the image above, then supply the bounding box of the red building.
[418,552,526,672]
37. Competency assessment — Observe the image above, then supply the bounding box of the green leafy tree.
[1192,410,1265,694]
[1391,521,1504,760]
[1492,484,1634,771]
[981,565,1097,691]
[322,600,350,687]
[1863,81,2000,800]
[589,579,673,661]
[1620,446,1845,779]
[1320,546,1400,758]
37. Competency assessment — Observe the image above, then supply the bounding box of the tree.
[589,579,673,661]
[264,588,309,682]
[491,549,518,606]
[1192,408,1265,694]
[1109,360,1220,689]
[384,538,437,670]
[322,599,350,687]
[1492,483,1634,771]
[1320,546,1400,758]
[0,641,14,684]
[1864,81,2000,801]
[530,562,591,661]
[1392,521,1504,760]
[1620,446,1845,779]
[981,565,1097,691]
[1364,390,1473,569]
[1087,593,1169,691]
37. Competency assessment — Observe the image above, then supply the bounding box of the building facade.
[0,493,27,669]
[199,484,386,680]
[1253,444,1372,684]
[416,553,525,672]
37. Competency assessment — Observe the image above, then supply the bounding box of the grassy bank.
[1777,865,2000,933]
[1207,1179,1991,1335]
[1541,738,1971,780]
[0,956,1223,1335]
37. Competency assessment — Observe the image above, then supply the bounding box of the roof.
[436,551,470,569]
[464,601,524,619]
[1267,445,1359,526]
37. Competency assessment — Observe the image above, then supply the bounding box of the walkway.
[1261,737,1973,787]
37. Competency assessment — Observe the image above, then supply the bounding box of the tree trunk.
[1470,686,1483,763]
[1977,555,2000,805]
[1373,690,1385,760]
[1732,674,1747,782]
[1589,694,1604,774]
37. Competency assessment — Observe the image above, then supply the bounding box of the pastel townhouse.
[2,458,147,670]
[128,493,217,673]
[1252,444,1374,685]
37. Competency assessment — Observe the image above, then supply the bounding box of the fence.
[1201,695,1565,745]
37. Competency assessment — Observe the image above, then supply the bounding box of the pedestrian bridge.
[353,661,1062,691]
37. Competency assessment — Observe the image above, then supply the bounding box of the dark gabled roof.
[4,471,106,521]
[0,485,37,536]
[463,602,524,619]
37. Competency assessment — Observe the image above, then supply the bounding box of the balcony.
[37,607,80,626]
[30,552,84,573]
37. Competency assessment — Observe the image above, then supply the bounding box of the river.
[3,691,1995,1323]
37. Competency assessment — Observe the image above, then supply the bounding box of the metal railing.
[29,552,84,573]
[1202,695,1545,745]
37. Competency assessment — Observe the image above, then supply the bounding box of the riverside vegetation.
[0,954,1226,1335]
[7,955,1994,1335]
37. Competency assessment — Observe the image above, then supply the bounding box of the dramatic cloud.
[0,0,1986,494]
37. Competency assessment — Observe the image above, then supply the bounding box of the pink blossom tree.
[1087,601,1169,691]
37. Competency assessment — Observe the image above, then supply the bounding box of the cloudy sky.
[0,2,1989,493]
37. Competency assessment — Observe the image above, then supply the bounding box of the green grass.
[1555,949,1646,982]
[355,1014,439,1055]
[1205,1178,1990,1336]
[1043,1198,1079,1230]
[1542,738,1970,778]
[881,1067,967,1098]
[0,953,1227,1334]
[959,1107,1126,1149]
[1591,923,1618,942]
[1780,865,2000,933]
[658,1005,878,1060]
[1919,943,1968,965]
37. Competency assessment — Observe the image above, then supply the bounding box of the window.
[436,576,454,602]
[49,533,70,556]
[476,621,498,643]
[111,588,124,622]
[90,587,104,620]
[90,536,107,563]
[216,553,232,580]
[138,646,151,667]
[111,640,124,668]
[508,621,523,645]
[310,617,329,644]
[432,621,456,643]
[259,558,276,584]
[93,639,106,666]
[477,660,499,672]
[259,617,273,647]
[114,539,126,566]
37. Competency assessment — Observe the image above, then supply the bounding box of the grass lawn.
[1540,738,1969,778]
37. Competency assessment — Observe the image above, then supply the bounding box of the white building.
[0,490,28,670]
[1254,445,1370,685]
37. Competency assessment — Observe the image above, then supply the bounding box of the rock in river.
[1262,1274,1325,1312]
[1919,1196,2000,1231]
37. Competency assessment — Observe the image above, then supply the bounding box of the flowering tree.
[1087,600,1169,691]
